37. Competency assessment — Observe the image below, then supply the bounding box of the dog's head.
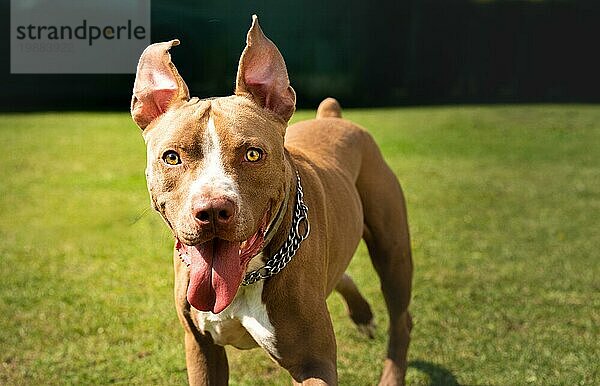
[131,16,295,313]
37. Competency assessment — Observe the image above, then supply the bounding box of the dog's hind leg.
[335,273,375,338]
[356,135,413,386]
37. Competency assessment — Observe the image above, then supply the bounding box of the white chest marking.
[189,116,240,204]
[196,281,279,359]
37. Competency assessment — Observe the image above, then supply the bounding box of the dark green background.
[1,0,599,111]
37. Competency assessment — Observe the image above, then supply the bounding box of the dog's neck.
[261,176,292,250]
[261,155,299,265]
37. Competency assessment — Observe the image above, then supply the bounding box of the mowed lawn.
[0,105,598,385]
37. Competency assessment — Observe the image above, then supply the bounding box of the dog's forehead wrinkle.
[208,105,281,152]
[145,102,211,154]
[204,115,222,158]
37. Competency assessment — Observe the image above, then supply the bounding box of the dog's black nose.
[193,198,236,227]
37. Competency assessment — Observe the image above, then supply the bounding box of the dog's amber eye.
[245,148,263,162]
[162,150,181,165]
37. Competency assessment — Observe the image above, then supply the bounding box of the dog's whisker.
[129,207,151,225]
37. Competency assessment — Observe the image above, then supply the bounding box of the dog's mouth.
[176,213,268,314]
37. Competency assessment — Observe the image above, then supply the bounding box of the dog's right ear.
[131,39,190,130]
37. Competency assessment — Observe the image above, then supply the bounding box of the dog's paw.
[357,320,376,339]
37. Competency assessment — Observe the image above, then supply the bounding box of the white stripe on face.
[189,116,240,203]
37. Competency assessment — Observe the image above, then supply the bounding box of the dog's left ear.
[235,15,296,122]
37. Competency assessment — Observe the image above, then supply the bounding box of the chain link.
[242,172,310,286]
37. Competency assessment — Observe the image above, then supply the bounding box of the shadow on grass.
[409,360,460,386]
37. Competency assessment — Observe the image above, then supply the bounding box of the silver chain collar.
[242,172,310,286]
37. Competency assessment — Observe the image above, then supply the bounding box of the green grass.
[1,105,598,385]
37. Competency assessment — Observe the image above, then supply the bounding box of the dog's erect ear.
[235,15,296,122]
[131,39,190,130]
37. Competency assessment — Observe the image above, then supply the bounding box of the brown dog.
[131,15,412,386]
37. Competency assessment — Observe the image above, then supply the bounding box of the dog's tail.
[316,97,342,119]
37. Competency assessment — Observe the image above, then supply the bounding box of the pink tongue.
[187,239,244,314]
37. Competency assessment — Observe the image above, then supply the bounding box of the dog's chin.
[175,213,269,314]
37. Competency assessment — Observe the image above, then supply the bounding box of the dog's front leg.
[264,286,338,385]
[281,313,337,386]
[183,328,228,386]
[174,252,229,385]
